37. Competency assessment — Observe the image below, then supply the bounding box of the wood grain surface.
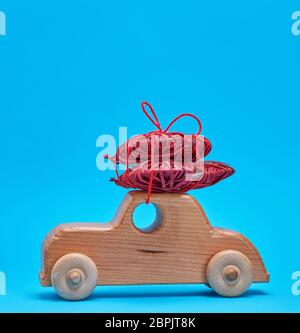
[40,191,269,286]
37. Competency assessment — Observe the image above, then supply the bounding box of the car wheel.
[207,250,252,297]
[51,253,98,301]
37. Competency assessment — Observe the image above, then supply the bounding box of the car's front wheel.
[207,250,252,297]
[51,253,98,301]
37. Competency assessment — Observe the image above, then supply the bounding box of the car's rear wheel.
[51,253,98,301]
[207,250,252,297]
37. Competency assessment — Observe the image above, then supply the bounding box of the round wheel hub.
[223,265,239,282]
[66,269,83,288]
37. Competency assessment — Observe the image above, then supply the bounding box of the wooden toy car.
[40,191,269,300]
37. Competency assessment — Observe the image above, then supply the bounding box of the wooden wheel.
[207,250,252,297]
[51,253,98,301]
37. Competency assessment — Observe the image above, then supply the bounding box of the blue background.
[0,0,300,312]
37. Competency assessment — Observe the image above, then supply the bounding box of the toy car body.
[40,191,269,300]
